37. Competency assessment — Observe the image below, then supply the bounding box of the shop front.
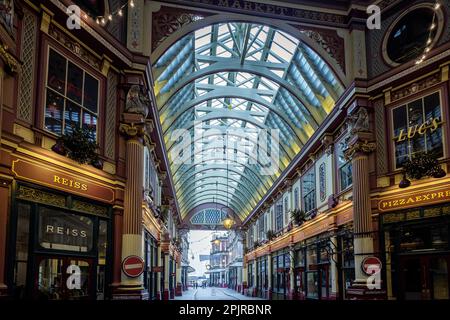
[8,183,112,300]
[255,256,268,298]
[271,250,290,300]
[293,234,333,300]
[381,202,450,300]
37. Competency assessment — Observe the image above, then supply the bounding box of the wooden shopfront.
[380,198,450,300]
[6,157,117,300]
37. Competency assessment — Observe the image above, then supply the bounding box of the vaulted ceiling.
[152,22,344,223]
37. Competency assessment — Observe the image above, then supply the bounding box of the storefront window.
[392,92,443,168]
[45,49,99,139]
[341,233,355,297]
[13,203,31,298]
[302,169,316,213]
[38,207,94,252]
[96,220,107,300]
[306,244,318,299]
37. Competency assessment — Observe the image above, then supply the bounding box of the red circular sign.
[361,256,382,275]
[122,255,144,278]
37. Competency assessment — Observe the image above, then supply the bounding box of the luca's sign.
[379,188,450,211]
[394,117,442,142]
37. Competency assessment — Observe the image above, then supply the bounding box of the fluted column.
[175,255,182,296]
[114,101,151,299]
[267,252,272,299]
[289,245,295,300]
[163,252,170,300]
[344,122,378,297]
[156,243,162,300]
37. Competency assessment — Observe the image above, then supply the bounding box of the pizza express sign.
[379,188,450,211]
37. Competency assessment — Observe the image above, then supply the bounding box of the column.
[115,91,150,298]
[289,245,295,300]
[175,256,182,296]
[330,236,339,299]
[267,253,272,300]
[344,107,381,298]
[156,244,162,300]
[163,252,170,300]
[116,117,146,298]
[0,178,11,297]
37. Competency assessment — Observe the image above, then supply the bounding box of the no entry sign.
[122,255,144,278]
[361,256,382,275]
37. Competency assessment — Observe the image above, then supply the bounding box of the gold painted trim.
[12,150,125,187]
[12,159,115,203]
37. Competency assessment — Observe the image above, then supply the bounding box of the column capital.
[119,121,146,140]
[344,138,376,161]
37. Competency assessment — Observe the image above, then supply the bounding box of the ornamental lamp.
[223,216,235,229]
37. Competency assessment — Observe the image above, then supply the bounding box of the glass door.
[399,254,450,300]
[34,256,93,300]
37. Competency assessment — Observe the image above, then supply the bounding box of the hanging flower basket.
[399,152,446,188]
[51,126,103,169]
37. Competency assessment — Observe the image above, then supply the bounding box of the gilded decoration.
[72,199,108,217]
[48,24,101,71]
[344,140,376,160]
[0,43,19,74]
[391,72,441,102]
[119,122,146,139]
[17,185,66,207]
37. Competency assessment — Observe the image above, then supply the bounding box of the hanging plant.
[402,151,444,181]
[290,208,306,226]
[266,230,276,241]
[51,126,103,169]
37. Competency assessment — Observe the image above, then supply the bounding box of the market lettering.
[216,0,289,15]
[53,175,88,191]
[395,117,441,142]
[380,190,450,210]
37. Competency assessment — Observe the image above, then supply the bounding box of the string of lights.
[415,1,441,65]
[81,0,135,26]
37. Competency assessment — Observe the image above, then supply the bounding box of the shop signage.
[394,117,442,142]
[378,188,450,211]
[12,158,114,203]
[361,256,382,276]
[122,255,145,278]
[39,209,93,252]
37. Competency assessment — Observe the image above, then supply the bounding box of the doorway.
[34,256,93,300]
[399,254,450,300]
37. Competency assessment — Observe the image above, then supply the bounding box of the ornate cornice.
[48,24,101,71]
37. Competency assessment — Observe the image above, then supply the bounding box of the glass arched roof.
[152,23,344,222]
